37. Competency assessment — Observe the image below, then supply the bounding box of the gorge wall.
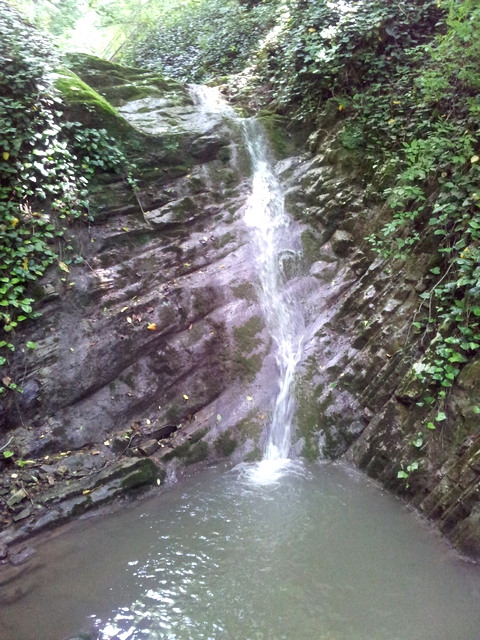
[0,52,479,564]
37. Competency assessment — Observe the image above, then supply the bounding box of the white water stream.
[242,118,304,462]
[192,86,304,464]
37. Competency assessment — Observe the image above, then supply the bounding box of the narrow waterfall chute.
[241,119,304,462]
[189,85,305,467]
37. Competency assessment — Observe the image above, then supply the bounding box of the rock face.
[0,55,301,543]
[0,54,479,561]
[282,120,480,560]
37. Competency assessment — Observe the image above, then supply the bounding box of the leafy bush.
[0,2,126,389]
[124,0,279,82]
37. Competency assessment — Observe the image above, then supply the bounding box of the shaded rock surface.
[286,120,480,560]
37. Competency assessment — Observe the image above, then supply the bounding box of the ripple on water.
[1,463,480,640]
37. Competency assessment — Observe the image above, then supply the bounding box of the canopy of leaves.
[124,0,279,82]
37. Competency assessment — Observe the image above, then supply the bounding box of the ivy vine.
[0,3,128,392]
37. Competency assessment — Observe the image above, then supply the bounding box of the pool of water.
[2,461,480,640]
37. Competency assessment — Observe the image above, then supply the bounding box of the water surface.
[2,462,480,640]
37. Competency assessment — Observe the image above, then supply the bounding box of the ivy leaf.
[436,412,447,422]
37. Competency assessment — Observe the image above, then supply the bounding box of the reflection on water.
[1,462,480,640]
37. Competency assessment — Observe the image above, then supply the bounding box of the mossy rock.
[234,315,264,353]
[234,412,262,443]
[232,282,257,302]
[244,447,262,462]
[301,229,323,266]
[257,111,296,159]
[54,68,146,151]
[214,430,238,457]
[184,440,209,465]
[65,53,190,103]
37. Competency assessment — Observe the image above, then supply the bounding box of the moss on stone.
[257,111,295,159]
[163,429,208,463]
[232,282,257,302]
[244,447,262,462]
[120,459,157,489]
[235,412,262,443]
[184,440,209,465]
[65,53,190,103]
[214,429,238,457]
[234,315,264,353]
[301,229,322,266]
[233,352,264,382]
[54,69,135,141]
[213,231,236,250]
[190,428,208,444]
[295,383,325,461]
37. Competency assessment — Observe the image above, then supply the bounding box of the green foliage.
[124,0,279,83]
[263,0,443,115]
[10,0,83,38]
[362,0,480,394]
[0,3,127,392]
[397,461,419,487]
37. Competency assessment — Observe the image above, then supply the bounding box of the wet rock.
[0,458,159,546]
[37,457,157,508]
[190,133,227,162]
[145,196,197,227]
[151,424,177,440]
[9,546,36,566]
[12,508,31,522]
[138,439,159,456]
[16,379,41,409]
[7,489,27,509]
[330,229,355,258]
[450,505,480,559]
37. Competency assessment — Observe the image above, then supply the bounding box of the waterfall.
[190,85,304,462]
[241,119,304,460]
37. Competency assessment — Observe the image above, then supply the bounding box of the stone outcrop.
[0,55,301,546]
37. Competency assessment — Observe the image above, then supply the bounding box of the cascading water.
[241,119,304,461]
[191,85,304,462]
